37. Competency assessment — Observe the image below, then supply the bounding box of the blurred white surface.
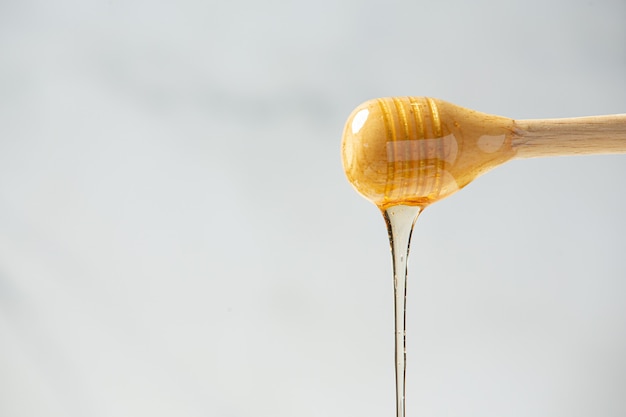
[1,1,625,416]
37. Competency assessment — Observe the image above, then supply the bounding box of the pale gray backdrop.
[1,1,625,416]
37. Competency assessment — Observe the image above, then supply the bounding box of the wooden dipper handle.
[513,114,626,158]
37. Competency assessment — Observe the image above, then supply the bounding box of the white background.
[1,1,625,416]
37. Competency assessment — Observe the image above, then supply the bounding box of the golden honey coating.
[342,97,517,209]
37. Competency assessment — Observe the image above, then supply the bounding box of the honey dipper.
[342,97,626,209]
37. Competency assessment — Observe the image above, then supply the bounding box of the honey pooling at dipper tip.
[341,97,517,210]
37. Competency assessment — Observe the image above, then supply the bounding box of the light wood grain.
[513,114,626,158]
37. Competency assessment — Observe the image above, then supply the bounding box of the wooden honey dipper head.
[342,97,516,209]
